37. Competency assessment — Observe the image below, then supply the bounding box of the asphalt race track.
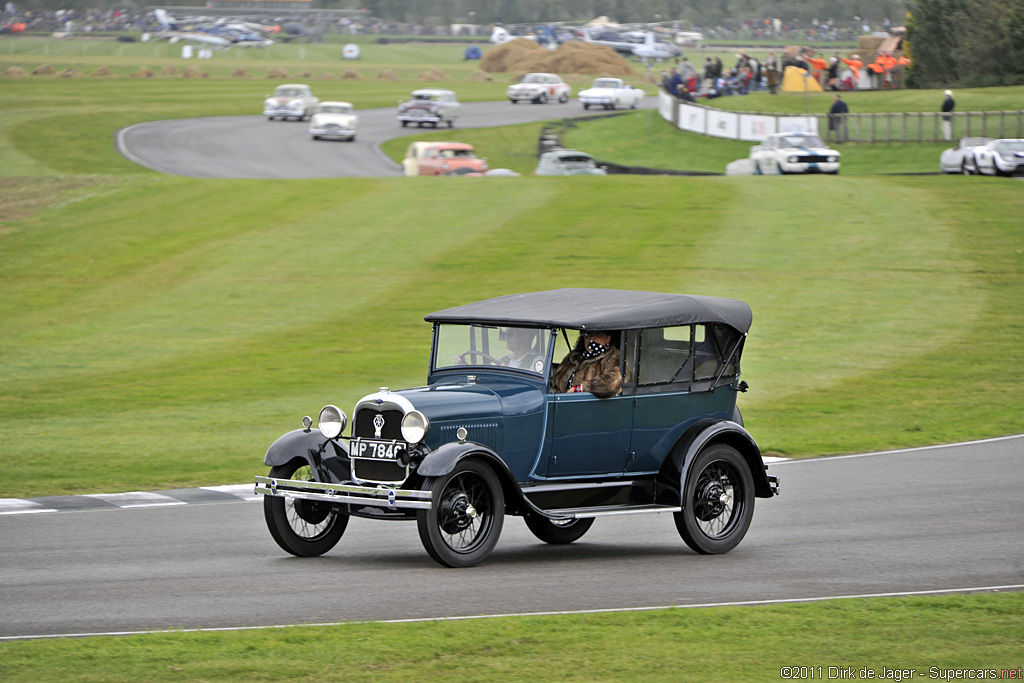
[118,97,658,179]
[2,437,1022,639]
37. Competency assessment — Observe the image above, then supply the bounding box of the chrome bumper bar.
[768,474,781,496]
[254,476,432,510]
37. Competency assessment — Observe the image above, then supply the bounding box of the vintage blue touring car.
[255,289,779,567]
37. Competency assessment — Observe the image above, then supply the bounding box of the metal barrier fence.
[820,110,1024,144]
[659,92,1024,144]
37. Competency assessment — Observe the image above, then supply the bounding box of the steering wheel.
[458,350,502,366]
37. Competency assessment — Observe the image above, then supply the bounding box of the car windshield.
[275,88,303,97]
[413,93,441,101]
[438,149,476,158]
[522,74,547,83]
[558,155,595,166]
[779,134,823,147]
[994,140,1024,152]
[593,79,621,88]
[319,105,352,114]
[434,324,550,375]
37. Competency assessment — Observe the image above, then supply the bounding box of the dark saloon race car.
[255,289,779,567]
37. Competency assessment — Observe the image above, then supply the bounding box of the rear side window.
[626,324,744,393]
[694,324,742,381]
[637,326,693,387]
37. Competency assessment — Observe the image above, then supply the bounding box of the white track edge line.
[768,432,1024,465]
[2,584,1020,642]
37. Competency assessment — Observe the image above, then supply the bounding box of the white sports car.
[309,101,358,141]
[264,83,319,121]
[939,137,993,175]
[507,73,571,104]
[941,137,1024,176]
[749,132,840,175]
[578,78,644,110]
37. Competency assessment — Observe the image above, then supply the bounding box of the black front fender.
[264,428,349,471]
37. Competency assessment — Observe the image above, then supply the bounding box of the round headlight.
[789,155,799,163]
[401,410,429,444]
[318,405,347,439]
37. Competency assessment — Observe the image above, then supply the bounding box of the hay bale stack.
[5,66,27,78]
[293,69,312,78]
[33,64,55,75]
[90,66,114,77]
[266,67,289,78]
[160,65,176,76]
[132,66,155,78]
[318,72,340,80]
[231,67,250,78]
[342,68,362,80]
[417,68,450,81]
[480,39,634,76]
[377,69,399,80]
[55,68,80,78]
[182,66,207,78]
[467,69,493,81]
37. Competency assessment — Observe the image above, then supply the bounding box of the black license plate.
[351,438,406,461]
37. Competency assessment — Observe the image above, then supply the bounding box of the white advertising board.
[739,114,777,141]
[679,103,707,134]
[706,109,739,139]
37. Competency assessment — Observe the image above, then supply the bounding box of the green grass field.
[0,37,1022,675]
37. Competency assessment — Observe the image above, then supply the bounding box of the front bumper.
[254,475,432,510]
[580,97,612,106]
[265,108,305,117]
[398,111,441,123]
[310,126,355,139]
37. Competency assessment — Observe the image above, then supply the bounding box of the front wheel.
[537,93,548,104]
[263,459,348,557]
[674,444,754,554]
[559,93,569,103]
[417,459,504,567]
[525,516,594,544]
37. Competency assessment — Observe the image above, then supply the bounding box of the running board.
[542,504,681,520]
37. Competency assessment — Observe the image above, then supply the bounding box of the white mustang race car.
[749,132,840,175]
[507,73,572,104]
[941,137,1024,176]
[578,78,644,110]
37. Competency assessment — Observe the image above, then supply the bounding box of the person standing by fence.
[829,94,849,142]
[941,90,956,141]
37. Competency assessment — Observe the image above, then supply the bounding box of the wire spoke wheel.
[418,459,504,567]
[264,460,348,557]
[674,445,754,554]
[524,516,594,544]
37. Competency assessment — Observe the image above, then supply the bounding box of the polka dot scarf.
[581,339,611,360]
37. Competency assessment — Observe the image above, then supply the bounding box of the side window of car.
[694,324,742,381]
[637,326,693,388]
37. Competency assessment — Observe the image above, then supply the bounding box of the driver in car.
[551,331,622,398]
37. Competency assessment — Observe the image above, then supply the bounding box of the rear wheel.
[674,445,754,554]
[538,93,548,104]
[263,459,348,557]
[417,459,504,567]
[559,93,569,103]
[525,516,594,544]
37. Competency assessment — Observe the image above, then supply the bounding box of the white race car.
[939,137,993,175]
[941,137,1024,176]
[264,83,319,121]
[507,73,571,104]
[749,132,840,175]
[309,101,358,141]
[578,78,644,110]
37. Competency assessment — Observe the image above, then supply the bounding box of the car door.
[546,392,633,477]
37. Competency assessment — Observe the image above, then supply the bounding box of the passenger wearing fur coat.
[550,331,622,398]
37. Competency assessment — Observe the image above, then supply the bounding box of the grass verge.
[0,592,1021,682]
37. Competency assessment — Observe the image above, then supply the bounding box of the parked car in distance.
[397,89,461,128]
[401,141,488,176]
[255,288,779,567]
[749,132,840,175]
[939,137,993,175]
[309,101,357,141]
[264,83,319,121]
[941,137,1024,176]
[507,72,572,104]
[578,77,644,110]
[534,149,607,176]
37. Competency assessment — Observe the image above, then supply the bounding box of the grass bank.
[1,592,1021,682]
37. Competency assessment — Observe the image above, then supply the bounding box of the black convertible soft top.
[425,288,752,333]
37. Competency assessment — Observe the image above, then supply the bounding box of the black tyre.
[674,445,754,554]
[417,459,504,568]
[961,161,972,175]
[538,92,548,104]
[263,459,348,557]
[776,161,787,175]
[524,516,594,544]
[559,93,569,103]
[583,103,590,110]
[401,121,408,127]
